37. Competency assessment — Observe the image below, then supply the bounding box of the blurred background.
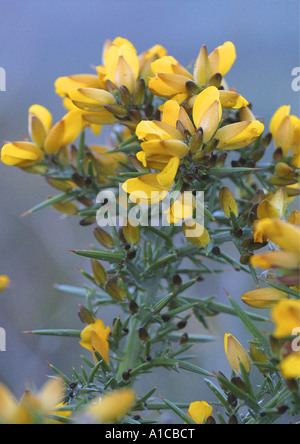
[0,0,299,420]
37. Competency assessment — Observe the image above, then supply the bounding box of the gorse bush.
[0,37,299,425]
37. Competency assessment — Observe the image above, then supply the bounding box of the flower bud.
[94,228,115,249]
[52,200,78,215]
[242,287,286,309]
[250,344,268,374]
[45,177,73,192]
[219,187,238,218]
[183,220,210,249]
[289,210,300,226]
[275,162,295,180]
[122,218,140,245]
[105,280,127,302]
[189,128,203,154]
[119,85,132,107]
[224,333,252,374]
[91,259,107,286]
[78,305,96,325]
[133,79,146,106]
[138,327,150,342]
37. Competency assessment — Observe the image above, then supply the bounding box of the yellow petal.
[219,91,249,109]
[192,87,222,142]
[216,121,264,151]
[254,219,300,253]
[187,401,213,424]
[289,210,300,226]
[224,333,252,374]
[141,140,189,158]
[219,187,238,218]
[270,106,293,155]
[183,220,210,248]
[69,88,116,112]
[123,174,171,205]
[272,299,300,338]
[38,379,65,413]
[157,156,180,187]
[242,288,287,309]
[136,120,183,141]
[209,41,236,77]
[0,275,10,292]
[87,389,136,424]
[1,142,44,167]
[44,111,83,155]
[257,200,281,220]
[279,351,300,380]
[193,45,211,87]
[251,251,300,270]
[55,74,102,97]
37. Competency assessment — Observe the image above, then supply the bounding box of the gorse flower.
[1,104,83,167]
[0,275,10,293]
[0,379,64,424]
[84,389,136,424]
[149,41,237,104]
[80,319,111,364]
[187,401,213,424]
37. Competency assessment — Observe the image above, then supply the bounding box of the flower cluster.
[0,36,299,425]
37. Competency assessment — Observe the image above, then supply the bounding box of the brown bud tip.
[129,300,139,314]
[179,332,189,345]
[138,327,150,342]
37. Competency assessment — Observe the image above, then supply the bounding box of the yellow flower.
[279,351,300,380]
[80,319,111,364]
[1,141,44,168]
[257,188,288,220]
[187,401,213,424]
[0,379,64,424]
[0,275,10,292]
[224,333,252,374]
[242,287,287,309]
[269,106,295,156]
[251,219,300,254]
[271,299,300,338]
[85,389,136,424]
[149,41,237,103]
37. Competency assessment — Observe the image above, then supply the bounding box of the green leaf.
[77,130,86,175]
[23,329,81,338]
[167,333,215,343]
[70,249,124,263]
[160,397,197,424]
